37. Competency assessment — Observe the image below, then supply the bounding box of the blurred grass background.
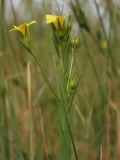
[0,0,120,159]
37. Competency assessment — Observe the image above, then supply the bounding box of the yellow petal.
[46,15,57,24]
[26,21,36,38]
[17,24,26,37]
[53,17,59,29]
[10,24,26,37]
[9,27,17,32]
[45,14,70,29]
[58,16,65,28]
[26,25,30,39]
[9,25,20,32]
[27,21,37,26]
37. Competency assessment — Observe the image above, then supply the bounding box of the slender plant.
[9,14,81,159]
[46,14,80,160]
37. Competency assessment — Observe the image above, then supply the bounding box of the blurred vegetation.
[0,0,120,160]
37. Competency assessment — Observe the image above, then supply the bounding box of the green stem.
[59,43,77,160]
[23,43,60,102]
[59,102,79,160]
[59,103,71,160]
[67,50,74,93]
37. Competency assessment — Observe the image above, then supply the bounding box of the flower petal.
[27,21,37,26]
[46,15,57,24]
[58,16,65,28]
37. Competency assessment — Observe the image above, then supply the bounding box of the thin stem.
[23,44,60,102]
[62,105,79,160]
[67,49,74,93]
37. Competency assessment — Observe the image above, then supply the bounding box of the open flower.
[46,14,69,30]
[9,21,36,43]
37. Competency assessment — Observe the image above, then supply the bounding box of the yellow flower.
[46,14,67,29]
[9,21,36,42]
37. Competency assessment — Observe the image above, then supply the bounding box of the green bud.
[71,36,81,51]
